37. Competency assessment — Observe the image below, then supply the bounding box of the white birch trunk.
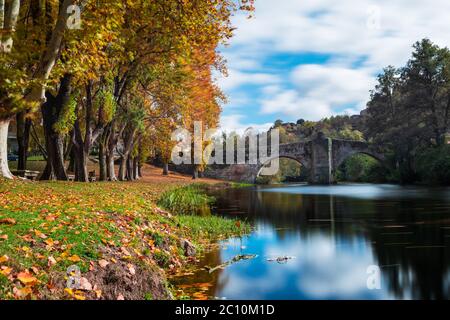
[0,119,13,179]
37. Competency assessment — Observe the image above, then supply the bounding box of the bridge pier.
[308,135,335,185]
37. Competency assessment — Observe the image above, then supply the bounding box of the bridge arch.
[335,150,387,169]
[255,155,307,182]
[332,140,388,170]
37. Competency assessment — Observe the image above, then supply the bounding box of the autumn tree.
[0,0,77,178]
[1,0,254,181]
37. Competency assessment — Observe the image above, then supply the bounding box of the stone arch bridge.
[205,135,386,185]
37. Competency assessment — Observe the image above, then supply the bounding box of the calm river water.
[172,184,450,300]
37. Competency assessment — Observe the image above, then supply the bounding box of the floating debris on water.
[204,254,258,273]
[267,256,296,264]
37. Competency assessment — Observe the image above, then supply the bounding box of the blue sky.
[216,0,450,133]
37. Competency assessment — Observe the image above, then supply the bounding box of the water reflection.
[174,184,450,300]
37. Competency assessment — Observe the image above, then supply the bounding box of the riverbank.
[0,167,248,300]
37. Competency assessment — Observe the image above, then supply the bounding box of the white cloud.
[261,90,331,121]
[219,69,280,91]
[219,114,273,134]
[231,0,450,68]
[222,0,450,124]
[259,62,376,121]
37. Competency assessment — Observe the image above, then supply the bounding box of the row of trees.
[0,0,254,181]
[366,39,450,184]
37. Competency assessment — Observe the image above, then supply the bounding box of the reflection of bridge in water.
[207,134,386,184]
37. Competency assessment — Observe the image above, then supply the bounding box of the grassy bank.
[157,184,215,216]
[0,178,248,300]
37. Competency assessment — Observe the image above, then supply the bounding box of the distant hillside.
[270,112,368,144]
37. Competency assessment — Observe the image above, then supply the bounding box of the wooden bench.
[13,170,40,181]
[67,172,96,182]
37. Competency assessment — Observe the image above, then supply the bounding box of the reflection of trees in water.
[213,188,450,299]
[367,200,450,299]
[214,188,372,239]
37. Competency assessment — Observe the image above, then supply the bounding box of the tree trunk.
[72,80,104,182]
[40,127,67,181]
[0,119,13,179]
[133,157,139,180]
[72,121,88,182]
[118,155,127,181]
[74,149,88,182]
[16,112,31,171]
[106,152,116,181]
[98,139,107,181]
[40,75,72,181]
[118,126,136,181]
[192,165,199,179]
[138,161,143,178]
[105,121,124,181]
[126,157,133,181]
[68,148,75,173]
[162,162,169,176]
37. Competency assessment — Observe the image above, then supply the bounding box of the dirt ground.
[9,159,221,184]
[138,165,220,184]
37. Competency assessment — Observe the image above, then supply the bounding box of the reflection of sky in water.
[174,184,450,300]
[216,222,395,300]
[262,184,450,201]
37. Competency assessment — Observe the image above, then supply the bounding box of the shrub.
[416,145,450,185]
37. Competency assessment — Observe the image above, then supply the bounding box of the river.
[171,184,450,300]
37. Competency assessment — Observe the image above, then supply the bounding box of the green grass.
[176,215,250,241]
[0,178,250,299]
[27,155,46,161]
[230,182,254,188]
[8,161,46,172]
[157,184,215,216]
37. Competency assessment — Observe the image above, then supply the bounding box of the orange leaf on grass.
[17,272,38,285]
[44,238,55,246]
[67,255,81,262]
[0,266,12,276]
[45,214,57,222]
[34,230,47,239]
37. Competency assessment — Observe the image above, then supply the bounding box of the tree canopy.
[0,0,254,180]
